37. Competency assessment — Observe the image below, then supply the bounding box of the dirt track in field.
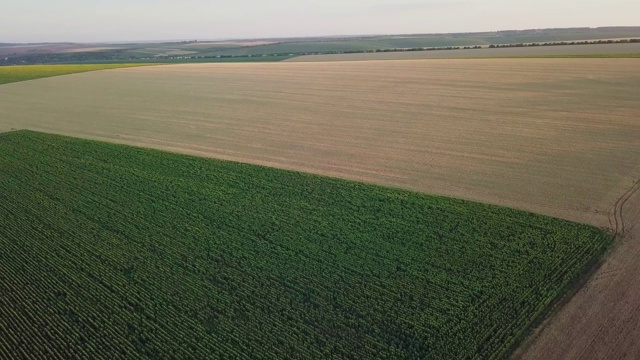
[1,59,640,359]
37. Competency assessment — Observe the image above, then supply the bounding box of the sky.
[1,0,638,43]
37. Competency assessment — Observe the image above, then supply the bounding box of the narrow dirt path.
[608,178,640,237]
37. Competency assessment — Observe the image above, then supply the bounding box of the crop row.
[0,131,611,359]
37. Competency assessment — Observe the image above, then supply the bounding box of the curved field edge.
[0,64,153,85]
[511,240,614,359]
[514,175,640,360]
[0,130,612,359]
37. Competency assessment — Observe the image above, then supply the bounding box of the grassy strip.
[59,55,296,65]
[0,130,611,359]
[0,64,152,85]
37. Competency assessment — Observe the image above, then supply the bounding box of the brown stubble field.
[1,59,640,359]
[1,59,638,227]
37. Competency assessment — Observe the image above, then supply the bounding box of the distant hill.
[2,26,640,65]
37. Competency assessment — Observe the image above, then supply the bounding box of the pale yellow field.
[1,59,640,359]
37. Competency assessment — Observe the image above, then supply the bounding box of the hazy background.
[1,0,639,43]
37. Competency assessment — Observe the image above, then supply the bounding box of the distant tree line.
[488,38,640,48]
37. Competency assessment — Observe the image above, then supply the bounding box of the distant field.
[211,37,485,56]
[5,27,640,65]
[62,55,294,65]
[0,64,149,85]
[0,41,274,57]
[288,43,640,61]
[0,131,611,359]
[186,27,640,57]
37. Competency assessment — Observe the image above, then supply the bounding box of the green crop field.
[60,55,296,65]
[0,64,148,85]
[0,131,611,359]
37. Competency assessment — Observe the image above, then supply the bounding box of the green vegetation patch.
[61,55,296,65]
[0,131,610,359]
[0,64,150,85]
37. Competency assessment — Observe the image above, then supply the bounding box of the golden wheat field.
[1,58,640,359]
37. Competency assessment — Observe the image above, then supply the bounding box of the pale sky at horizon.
[1,0,638,43]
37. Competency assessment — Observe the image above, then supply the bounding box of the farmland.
[4,27,640,65]
[0,130,611,359]
[63,55,294,65]
[288,43,640,61]
[0,64,149,85]
[1,58,640,359]
[515,177,640,359]
[1,59,639,227]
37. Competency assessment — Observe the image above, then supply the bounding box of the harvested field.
[1,59,638,228]
[1,58,640,358]
[287,43,640,62]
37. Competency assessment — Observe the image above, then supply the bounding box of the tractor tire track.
[608,178,640,238]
